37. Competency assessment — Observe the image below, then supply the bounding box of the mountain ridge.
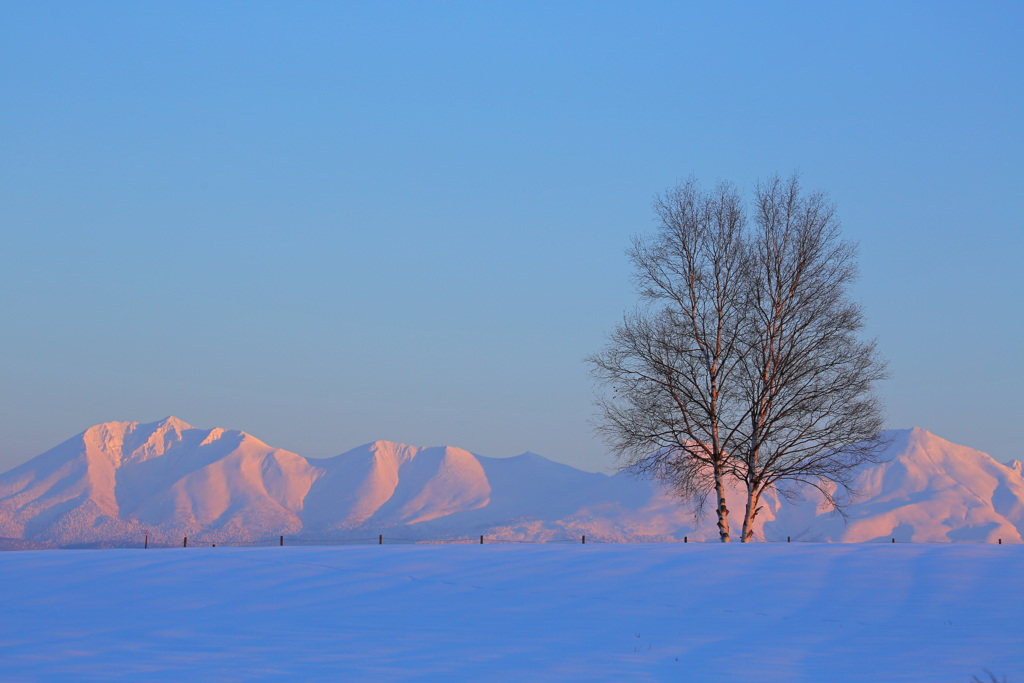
[1,417,1021,546]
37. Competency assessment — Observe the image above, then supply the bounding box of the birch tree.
[733,174,888,542]
[591,174,888,543]
[588,179,748,542]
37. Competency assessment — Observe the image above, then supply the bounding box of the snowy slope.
[302,442,491,530]
[1,544,1020,681]
[0,418,1022,545]
[762,428,1024,542]
[0,418,317,544]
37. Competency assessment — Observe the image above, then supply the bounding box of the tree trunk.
[741,483,760,542]
[714,464,731,542]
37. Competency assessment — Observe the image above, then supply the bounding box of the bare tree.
[733,174,889,542]
[588,179,748,542]
[590,174,889,543]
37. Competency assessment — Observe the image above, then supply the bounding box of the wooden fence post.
[480,535,484,545]
[787,536,791,543]
[280,535,284,546]
[183,537,187,548]
[891,538,894,543]
[582,535,585,544]
[379,534,382,545]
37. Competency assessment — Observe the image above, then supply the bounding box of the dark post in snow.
[788,536,791,543]
[144,531,148,549]
[379,534,382,545]
[280,535,284,547]
[582,535,586,544]
[480,535,484,545]
[183,537,187,548]
[684,536,687,543]
[891,538,894,543]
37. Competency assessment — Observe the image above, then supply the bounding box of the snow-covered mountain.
[1,418,1021,546]
[758,427,1024,542]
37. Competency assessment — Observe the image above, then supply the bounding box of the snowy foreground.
[2,544,1021,682]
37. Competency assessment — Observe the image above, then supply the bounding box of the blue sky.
[1,2,1021,472]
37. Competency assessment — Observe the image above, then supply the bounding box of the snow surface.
[0,544,1020,681]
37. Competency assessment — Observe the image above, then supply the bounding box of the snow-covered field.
[1,544,1020,681]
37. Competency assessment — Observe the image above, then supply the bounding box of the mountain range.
[1,417,1021,546]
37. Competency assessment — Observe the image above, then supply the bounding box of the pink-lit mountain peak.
[81,417,196,467]
[1,421,1022,546]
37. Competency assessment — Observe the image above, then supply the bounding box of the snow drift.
[0,418,1021,546]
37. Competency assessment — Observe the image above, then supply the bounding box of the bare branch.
[590,173,888,543]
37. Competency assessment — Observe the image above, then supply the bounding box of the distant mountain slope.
[302,442,491,530]
[0,418,319,544]
[0,419,1021,545]
[762,427,1024,543]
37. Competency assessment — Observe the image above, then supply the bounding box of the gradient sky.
[1,2,1021,473]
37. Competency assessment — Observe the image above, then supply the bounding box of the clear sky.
[1,2,1021,473]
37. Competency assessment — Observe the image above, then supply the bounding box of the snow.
[758,427,1024,543]
[0,543,1019,681]
[3,418,1024,546]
